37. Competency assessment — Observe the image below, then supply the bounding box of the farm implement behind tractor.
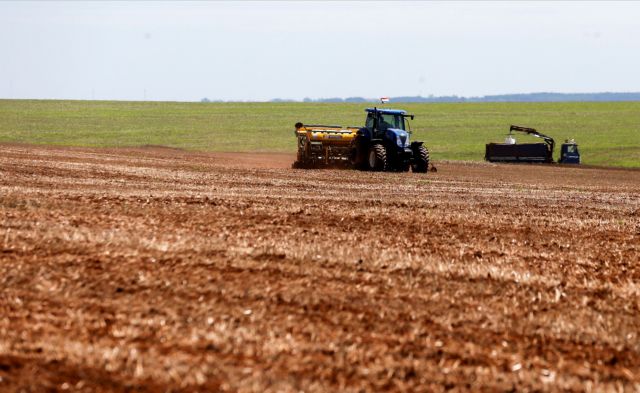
[292,123,359,168]
[293,108,430,173]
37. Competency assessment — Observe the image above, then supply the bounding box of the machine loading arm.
[509,125,555,151]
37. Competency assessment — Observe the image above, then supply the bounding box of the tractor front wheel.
[412,145,429,173]
[368,144,387,171]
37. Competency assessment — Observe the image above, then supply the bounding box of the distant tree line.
[464,92,640,103]
[200,92,640,103]
[276,92,640,103]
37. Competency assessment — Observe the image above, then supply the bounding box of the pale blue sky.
[1,1,639,101]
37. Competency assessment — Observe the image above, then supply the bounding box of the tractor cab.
[559,140,581,164]
[364,108,413,136]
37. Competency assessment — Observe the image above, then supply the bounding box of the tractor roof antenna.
[380,97,389,105]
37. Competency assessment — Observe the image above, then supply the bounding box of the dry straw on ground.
[0,145,639,392]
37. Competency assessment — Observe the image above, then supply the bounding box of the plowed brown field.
[1,144,639,392]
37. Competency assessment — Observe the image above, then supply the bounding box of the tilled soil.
[0,144,639,392]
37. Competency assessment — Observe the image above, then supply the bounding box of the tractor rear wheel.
[292,160,307,169]
[350,147,366,170]
[368,144,387,171]
[412,145,429,173]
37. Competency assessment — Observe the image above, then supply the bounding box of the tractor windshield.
[378,114,405,131]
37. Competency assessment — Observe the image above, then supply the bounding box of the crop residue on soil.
[0,144,639,392]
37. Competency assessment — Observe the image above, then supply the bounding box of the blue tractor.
[350,108,429,172]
